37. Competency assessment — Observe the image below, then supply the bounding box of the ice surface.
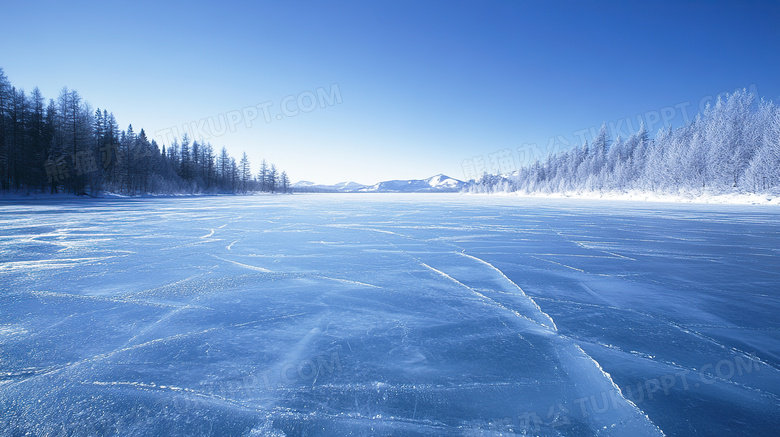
[1,194,778,436]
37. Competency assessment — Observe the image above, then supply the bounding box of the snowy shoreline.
[1,189,778,206]
[462,190,780,206]
[0,191,281,201]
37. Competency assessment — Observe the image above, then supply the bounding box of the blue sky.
[2,0,778,184]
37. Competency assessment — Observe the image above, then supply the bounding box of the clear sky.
[2,0,778,184]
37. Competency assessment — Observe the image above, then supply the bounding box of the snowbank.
[468,189,780,205]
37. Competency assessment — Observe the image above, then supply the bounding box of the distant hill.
[292,174,467,193]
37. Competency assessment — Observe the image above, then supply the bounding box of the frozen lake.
[1,194,779,436]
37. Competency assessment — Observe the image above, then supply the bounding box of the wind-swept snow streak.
[312,275,382,289]
[419,262,548,332]
[532,255,587,273]
[211,254,272,272]
[0,256,120,272]
[565,344,667,436]
[457,251,558,331]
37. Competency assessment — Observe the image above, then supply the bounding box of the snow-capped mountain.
[334,181,368,191]
[360,174,466,192]
[291,180,367,192]
[292,174,466,193]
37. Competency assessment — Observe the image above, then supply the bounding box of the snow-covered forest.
[470,90,780,197]
[0,68,290,196]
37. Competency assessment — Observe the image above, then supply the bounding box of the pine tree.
[202,143,215,190]
[28,87,49,191]
[123,125,136,194]
[258,159,268,192]
[280,170,290,193]
[239,152,251,193]
[179,133,191,182]
[0,68,11,190]
[191,140,200,183]
[218,146,230,191]
[268,164,277,193]
[229,157,238,192]
[137,129,151,193]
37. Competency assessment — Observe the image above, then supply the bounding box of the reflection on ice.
[1,194,778,436]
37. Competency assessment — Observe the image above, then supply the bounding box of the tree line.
[470,90,780,197]
[0,68,290,196]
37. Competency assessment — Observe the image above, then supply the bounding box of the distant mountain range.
[293,174,468,193]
